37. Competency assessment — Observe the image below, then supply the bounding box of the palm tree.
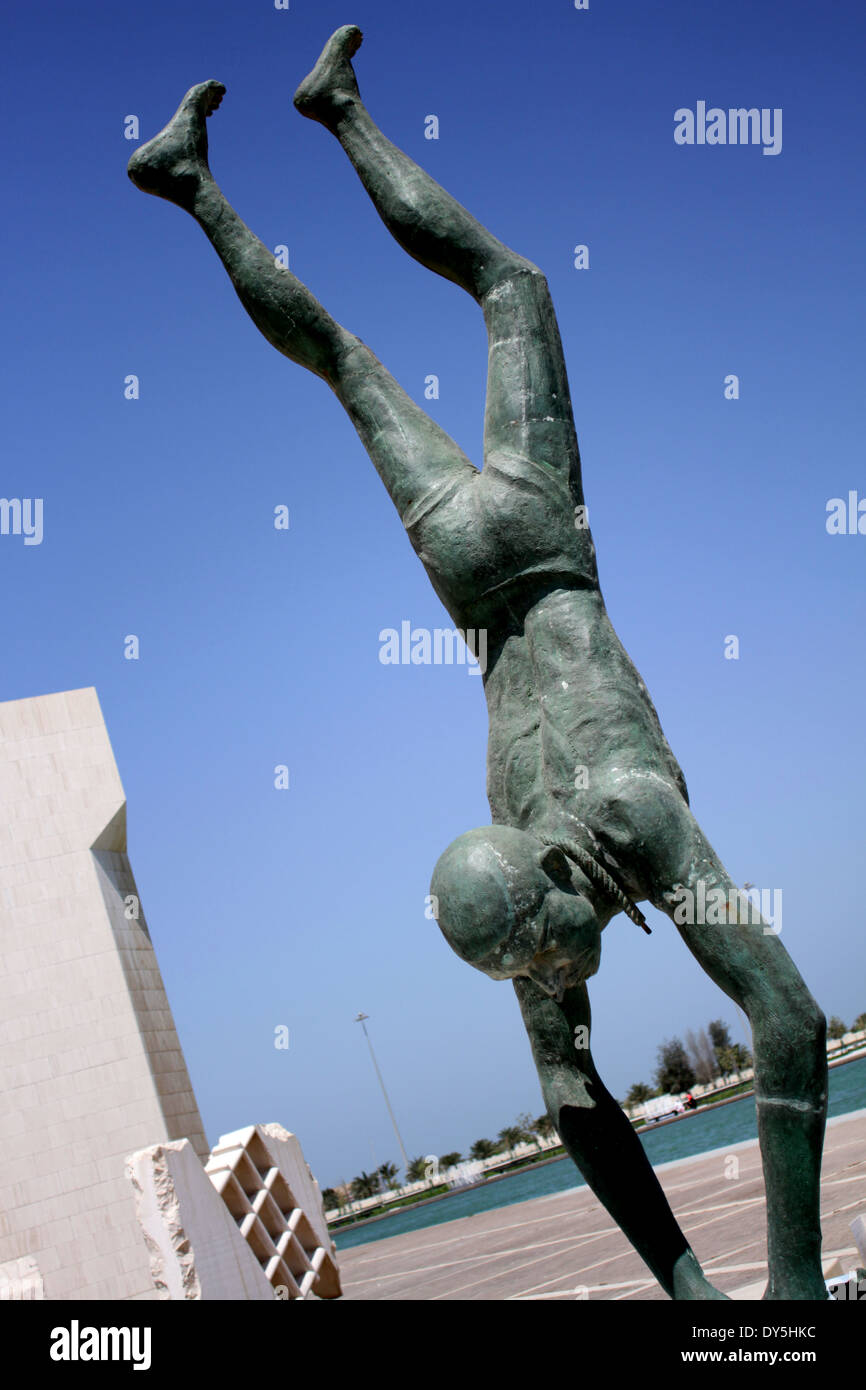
[351,1170,381,1200]
[377,1161,399,1189]
[515,1112,537,1143]
[469,1138,496,1160]
[405,1156,430,1182]
[439,1151,462,1169]
[828,1016,847,1040]
[497,1125,526,1156]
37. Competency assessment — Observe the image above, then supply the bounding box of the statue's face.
[477,846,602,1001]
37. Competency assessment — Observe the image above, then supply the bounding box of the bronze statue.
[129,25,828,1300]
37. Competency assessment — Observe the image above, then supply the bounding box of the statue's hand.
[672,1249,730,1300]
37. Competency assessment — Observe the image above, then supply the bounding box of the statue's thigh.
[656,817,821,1029]
[482,270,579,475]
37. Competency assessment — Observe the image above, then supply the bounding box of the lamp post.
[354,1012,410,1171]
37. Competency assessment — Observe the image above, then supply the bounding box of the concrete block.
[0,1255,44,1300]
[126,1140,274,1301]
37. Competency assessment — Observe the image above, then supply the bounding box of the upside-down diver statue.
[129,25,828,1300]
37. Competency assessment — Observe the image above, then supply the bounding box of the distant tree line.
[829,1012,865,1039]
[321,1111,560,1209]
[624,1019,751,1105]
[624,1010,865,1107]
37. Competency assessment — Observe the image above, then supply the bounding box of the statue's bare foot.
[127,81,225,209]
[293,24,363,127]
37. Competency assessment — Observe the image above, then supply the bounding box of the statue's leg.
[127,82,477,522]
[646,807,828,1300]
[514,977,728,1300]
[294,27,583,491]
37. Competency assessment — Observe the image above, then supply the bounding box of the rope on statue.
[539,833,651,935]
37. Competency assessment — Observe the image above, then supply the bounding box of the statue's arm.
[512,976,723,1299]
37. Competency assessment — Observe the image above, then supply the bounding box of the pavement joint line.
[512,1277,654,1300]
[679,1201,769,1240]
[344,1201,617,1265]
[676,1196,766,1219]
[451,1225,707,1302]
[345,1208,613,1266]
[703,1241,860,1272]
[704,1240,771,1267]
[343,1224,619,1287]
[825,1196,866,1217]
[503,1251,654,1300]
[615,1281,661,1300]
[662,1171,762,1197]
[822,1173,866,1188]
[512,1286,631,1300]
[430,1235,631,1301]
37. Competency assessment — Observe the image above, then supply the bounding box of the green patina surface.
[129,26,828,1300]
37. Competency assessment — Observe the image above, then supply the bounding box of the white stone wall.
[0,688,207,1299]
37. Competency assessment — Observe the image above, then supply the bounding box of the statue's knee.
[785,992,825,1047]
[482,256,548,302]
[761,990,826,1061]
[331,331,374,386]
[513,263,551,304]
[799,997,826,1050]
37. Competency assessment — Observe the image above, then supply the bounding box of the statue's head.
[430,825,604,1001]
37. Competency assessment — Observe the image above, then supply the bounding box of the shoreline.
[329,1048,866,1236]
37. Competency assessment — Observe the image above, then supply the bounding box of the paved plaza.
[338,1110,866,1301]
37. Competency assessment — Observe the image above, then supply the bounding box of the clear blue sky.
[3,0,865,1187]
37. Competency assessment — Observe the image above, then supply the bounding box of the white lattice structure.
[206,1124,340,1299]
[128,1123,341,1300]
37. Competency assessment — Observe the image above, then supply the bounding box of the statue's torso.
[403,453,690,896]
[483,586,689,896]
